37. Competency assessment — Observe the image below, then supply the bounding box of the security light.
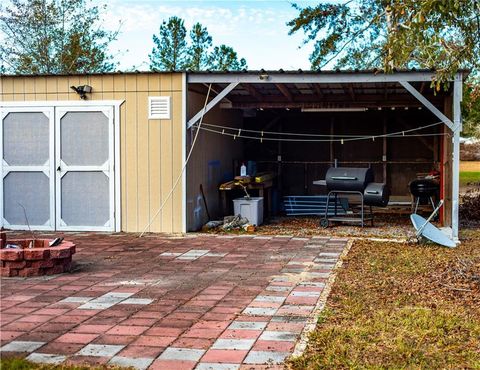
[70,85,93,99]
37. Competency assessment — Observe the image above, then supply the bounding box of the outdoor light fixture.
[301,107,367,112]
[70,85,92,99]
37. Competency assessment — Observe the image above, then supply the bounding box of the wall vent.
[148,96,171,119]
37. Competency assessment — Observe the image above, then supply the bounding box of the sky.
[100,0,317,71]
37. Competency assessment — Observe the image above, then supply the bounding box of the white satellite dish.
[410,200,457,248]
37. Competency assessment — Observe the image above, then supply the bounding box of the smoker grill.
[326,167,374,192]
[320,167,390,227]
[364,183,390,207]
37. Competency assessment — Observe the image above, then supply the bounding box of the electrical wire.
[196,125,447,143]
[139,84,212,237]
[195,121,443,138]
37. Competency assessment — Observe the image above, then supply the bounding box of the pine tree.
[209,45,247,71]
[149,16,187,71]
[187,22,212,71]
[0,0,119,74]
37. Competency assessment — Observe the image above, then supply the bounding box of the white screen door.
[55,107,115,231]
[1,108,55,230]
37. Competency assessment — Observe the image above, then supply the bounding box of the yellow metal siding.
[0,73,185,233]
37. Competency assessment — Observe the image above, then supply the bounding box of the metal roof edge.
[0,69,470,79]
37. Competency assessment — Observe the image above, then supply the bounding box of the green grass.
[460,171,480,186]
[287,229,480,369]
[0,357,128,370]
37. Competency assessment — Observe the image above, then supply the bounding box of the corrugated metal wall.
[0,73,185,233]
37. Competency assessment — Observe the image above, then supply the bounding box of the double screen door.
[1,105,116,231]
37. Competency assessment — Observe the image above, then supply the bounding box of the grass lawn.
[460,171,480,185]
[0,358,125,370]
[287,228,480,369]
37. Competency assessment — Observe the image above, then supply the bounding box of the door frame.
[55,105,115,232]
[0,106,55,230]
[0,100,124,232]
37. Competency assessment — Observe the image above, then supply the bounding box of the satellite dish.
[410,200,457,248]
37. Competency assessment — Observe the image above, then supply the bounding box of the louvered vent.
[148,96,171,119]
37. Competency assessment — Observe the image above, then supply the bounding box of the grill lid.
[326,167,374,192]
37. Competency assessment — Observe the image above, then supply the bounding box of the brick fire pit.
[0,239,76,277]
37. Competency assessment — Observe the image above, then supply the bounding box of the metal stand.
[413,196,436,214]
[320,190,374,228]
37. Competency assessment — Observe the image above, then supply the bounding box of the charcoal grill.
[409,179,439,213]
[320,167,389,227]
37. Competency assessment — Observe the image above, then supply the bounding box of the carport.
[185,70,464,242]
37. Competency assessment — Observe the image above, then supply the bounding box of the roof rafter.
[275,83,293,102]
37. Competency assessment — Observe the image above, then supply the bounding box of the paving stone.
[77,292,134,310]
[201,349,248,363]
[298,282,325,288]
[118,298,154,305]
[290,291,321,297]
[228,322,267,331]
[259,331,297,342]
[26,353,67,365]
[211,339,255,351]
[159,347,205,361]
[77,343,124,357]
[253,296,285,303]
[0,340,45,353]
[108,355,154,370]
[150,359,197,370]
[196,363,240,369]
[242,307,277,316]
[265,286,291,292]
[243,351,289,364]
[204,253,227,257]
[59,297,92,303]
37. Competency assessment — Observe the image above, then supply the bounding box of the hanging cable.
[194,121,443,138]
[196,126,447,143]
[139,84,212,237]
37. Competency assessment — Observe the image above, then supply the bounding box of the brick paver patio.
[0,233,349,369]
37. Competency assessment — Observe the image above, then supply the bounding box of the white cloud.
[98,0,313,70]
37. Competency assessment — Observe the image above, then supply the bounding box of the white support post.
[452,73,463,242]
[399,81,455,129]
[186,82,239,129]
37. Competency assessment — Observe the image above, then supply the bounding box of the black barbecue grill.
[320,167,390,227]
[409,178,439,213]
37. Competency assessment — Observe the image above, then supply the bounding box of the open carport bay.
[186,72,453,232]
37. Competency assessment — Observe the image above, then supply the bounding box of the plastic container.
[240,163,247,176]
[233,197,264,226]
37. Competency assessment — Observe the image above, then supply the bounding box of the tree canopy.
[209,45,247,72]
[187,22,212,71]
[288,1,480,79]
[288,0,480,137]
[0,0,119,74]
[149,16,188,71]
[149,16,247,71]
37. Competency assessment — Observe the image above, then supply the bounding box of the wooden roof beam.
[344,84,355,101]
[275,83,293,102]
[241,83,263,101]
[312,83,324,99]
